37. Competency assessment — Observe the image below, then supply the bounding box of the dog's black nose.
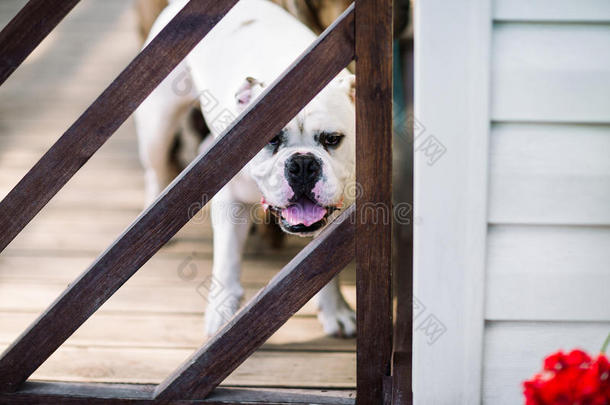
[285,153,321,191]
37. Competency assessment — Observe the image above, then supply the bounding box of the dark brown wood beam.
[392,37,414,405]
[0,5,354,393]
[0,0,80,86]
[0,0,240,253]
[0,382,355,405]
[354,0,394,404]
[155,205,356,400]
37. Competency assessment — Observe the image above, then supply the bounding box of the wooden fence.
[0,0,407,403]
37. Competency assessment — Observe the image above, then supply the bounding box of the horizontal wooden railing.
[0,3,355,393]
[1,382,355,404]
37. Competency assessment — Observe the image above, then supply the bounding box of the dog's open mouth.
[263,197,340,234]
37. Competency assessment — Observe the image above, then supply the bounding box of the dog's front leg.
[316,276,356,338]
[205,187,252,337]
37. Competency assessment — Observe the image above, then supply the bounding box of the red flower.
[523,349,610,405]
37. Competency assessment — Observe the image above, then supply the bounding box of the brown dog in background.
[135,0,353,44]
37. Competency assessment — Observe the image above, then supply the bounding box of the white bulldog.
[135,0,356,337]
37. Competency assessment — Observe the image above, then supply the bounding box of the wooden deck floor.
[0,0,355,395]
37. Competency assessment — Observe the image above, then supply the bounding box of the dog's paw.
[318,304,356,339]
[204,295,241,337]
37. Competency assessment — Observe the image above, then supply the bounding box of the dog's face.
[241,74,355,236]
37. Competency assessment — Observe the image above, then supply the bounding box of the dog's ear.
[337,74,355,104]
[235,76,265,110]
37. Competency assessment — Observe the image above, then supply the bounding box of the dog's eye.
[267,130,285,154]
[268,135,281,146]
[320,132,344,148]
[269,131,284,147]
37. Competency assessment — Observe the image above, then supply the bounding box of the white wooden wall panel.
[418,1,609,403]
[493,0,610,22]
[491,23,610,123]
[488,123,610,225]
[414,0,491,402]
[483,322,610,405]
[485,225,610,321]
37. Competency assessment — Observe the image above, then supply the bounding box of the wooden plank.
[483,321,610,405]
[414,0,492,402]
[0,280,356,320]
[0,205,211,253]
[354,0,393,403]
[0,210,173,243]
[3,217,214,255]
[0,187,144,211]
[393,37,414,405]
[3,231,213,258]
[154,206,355,399]
[486,225,610,321]
[0,345,355,388]
[493,0,610,22]
[1,237,308,261]
[391,352,412,405]
[0,0,241,253]
[0,382,356,405]
[0,168,142,190]
[0,6,355,391]
[75,348,353,387]
[0,255,351,285]
[0,149,141,170]
[0,0,80,85]
[488,123,610,225]
[491,23,610,123]
[0,208,310,258]
[0,240,306,262]
[0,134,135,154]
[0,116,136,148]
[0,312,355,352]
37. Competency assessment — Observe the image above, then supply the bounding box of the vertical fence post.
[393,36,414,404]
[355,0,394,403]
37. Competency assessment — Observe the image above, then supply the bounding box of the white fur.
[135,0,356,337]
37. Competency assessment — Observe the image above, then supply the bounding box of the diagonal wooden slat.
[0,0,80,86]
[354,0,394,404]
[154,205,356,400]
[0,0,240,254]
[0,5,355,393]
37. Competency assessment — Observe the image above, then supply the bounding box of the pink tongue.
[281,199,327,227]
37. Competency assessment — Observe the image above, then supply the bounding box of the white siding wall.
[415,0,610,403]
